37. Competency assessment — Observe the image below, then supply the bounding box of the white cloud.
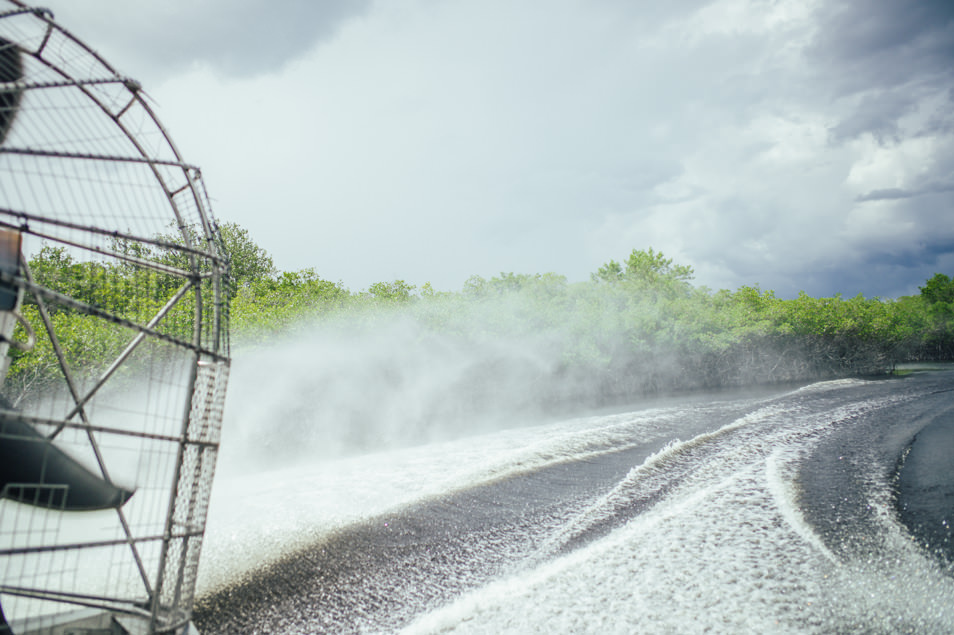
[30,0,954,297]
[846,135,941,196]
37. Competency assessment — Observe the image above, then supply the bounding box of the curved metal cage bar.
[0,3,231,633]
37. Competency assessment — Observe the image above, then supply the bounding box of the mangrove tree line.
[5,223,953,407]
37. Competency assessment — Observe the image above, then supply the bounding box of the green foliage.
[5,304,133,400]
[592,259,623,283]
[913,273,954,358]
[137,220,275,298]
[27,245,150,315]
[6,243,178,401]
[231,268,349,342]
[366,280,416,303]
[216,222,276,289]
[4,222,254,402]
[8,225,954,405]
[920,273,954,306]
[593,248,694,301]
[623,248,694,286]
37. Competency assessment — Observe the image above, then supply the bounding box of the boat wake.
[197,371,954,633]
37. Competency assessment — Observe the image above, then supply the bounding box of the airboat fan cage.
[0,2,230,634]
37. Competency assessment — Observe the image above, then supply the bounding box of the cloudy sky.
[39,0,954,298]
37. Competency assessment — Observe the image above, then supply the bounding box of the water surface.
[196,369,954,633]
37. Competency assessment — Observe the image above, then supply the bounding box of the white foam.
[400,387,950,633]
[764,445,839,565]
[198,405,692,594]
[197,377,953,632]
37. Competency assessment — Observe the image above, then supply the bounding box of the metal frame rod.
[18,257,156,597]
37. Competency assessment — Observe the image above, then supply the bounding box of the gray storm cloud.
[40,0,373,78]
[812,0,954,140]
[34,0,954,300]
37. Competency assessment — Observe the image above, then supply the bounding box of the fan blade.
[0,416,134,511]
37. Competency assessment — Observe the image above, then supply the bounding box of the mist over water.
[219,298,627,471]
[217,281,817,474]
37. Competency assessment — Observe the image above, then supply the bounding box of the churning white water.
[196,321,954,633]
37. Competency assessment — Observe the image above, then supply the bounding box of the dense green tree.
[915,273,954,358]
[594,249,694,301]
[8,230,954,407]
[624,248,694,286]
[920,273,954,306]
[592,259,623,283]
[216,222,276,288]
[366,280,416,303]
[231,269,349,341]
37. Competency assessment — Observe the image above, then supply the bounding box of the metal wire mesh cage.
[0,2,230,633]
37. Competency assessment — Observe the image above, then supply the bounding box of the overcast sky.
[39,0,954,298]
